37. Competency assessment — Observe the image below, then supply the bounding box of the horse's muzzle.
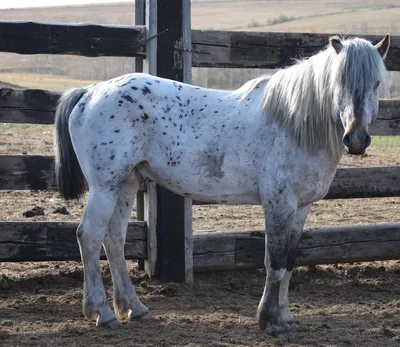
[343,129,371,155]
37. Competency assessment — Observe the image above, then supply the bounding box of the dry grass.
[0,72,97,92]
[245,7,400,34]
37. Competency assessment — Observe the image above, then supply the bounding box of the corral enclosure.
[1,1,400,346]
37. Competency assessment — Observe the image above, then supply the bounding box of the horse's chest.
[294,165,336,205]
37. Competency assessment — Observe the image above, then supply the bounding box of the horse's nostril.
[343,133,351,147]
[365,134,371,147]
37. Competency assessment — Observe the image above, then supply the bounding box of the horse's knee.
[267,268,286,282]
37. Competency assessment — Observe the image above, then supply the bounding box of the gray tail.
[54,88,87,200]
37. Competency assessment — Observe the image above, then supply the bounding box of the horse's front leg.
[257,191,297,337]
[279,205,311,326]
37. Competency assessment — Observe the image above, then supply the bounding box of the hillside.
[0,0,398,92]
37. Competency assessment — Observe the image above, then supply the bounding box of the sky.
[0,0,133,10]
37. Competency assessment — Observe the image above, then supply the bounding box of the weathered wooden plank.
[0,155,56,190]
[370,99,400,136]
[1,87,399,134]
[191,31,400,71]
[2,155,400,199]
[326,166,400,199]
[0,21,146,57]
[0,88,59,124]
[192,223,400,272]
[0,221,147,261]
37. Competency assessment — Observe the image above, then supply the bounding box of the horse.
[54,34,390,336]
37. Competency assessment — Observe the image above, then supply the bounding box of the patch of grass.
[386,4,400,9]
[371,135,400,148]
[0,73,97,92]
[0,123,53,137]
[247,19,261,28]
[267,15,296,26]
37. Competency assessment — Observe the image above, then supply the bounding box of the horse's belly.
[136,162,261,205]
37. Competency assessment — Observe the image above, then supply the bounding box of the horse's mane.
[232,37,387,162]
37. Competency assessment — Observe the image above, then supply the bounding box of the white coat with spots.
[54,35,390,335]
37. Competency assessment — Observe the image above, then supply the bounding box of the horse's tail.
[54,87,87,200]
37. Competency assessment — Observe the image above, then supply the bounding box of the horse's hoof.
[96,316,121,329]
[268,322,295,337]
[256,311,267,331]
[128,309,152,321]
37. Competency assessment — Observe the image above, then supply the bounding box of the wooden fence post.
[135,0,146,272]
[144,0,193,283]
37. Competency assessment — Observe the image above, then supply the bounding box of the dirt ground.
[1,127,400,346]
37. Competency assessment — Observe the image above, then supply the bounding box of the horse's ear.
[329,36,343,54]
[375,34,390,59]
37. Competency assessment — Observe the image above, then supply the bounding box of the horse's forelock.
[331,37,386,104]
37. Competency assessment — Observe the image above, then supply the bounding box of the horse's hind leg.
[279,205,311,325]
[77,188,119,328]
[103,180,150,321]
[257,192,297,337]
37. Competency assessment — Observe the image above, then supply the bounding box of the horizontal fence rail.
[0,21,398,70]
[1,221,399,266]
[1,155,400,199]
[0,21,146,57]
[193,223,400,272]
[1,88,400,135]
[191,31,400,70]
[0,221,147,261]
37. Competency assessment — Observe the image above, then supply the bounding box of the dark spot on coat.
[139,105,144,110]
[163,106,171,113]
[131,86,138,90]
[114,129,120,133]
[110,115,115,119]
[110,155,115,160]
[142,113,149,120]
[122,95,135,103]
[142,86,151,95]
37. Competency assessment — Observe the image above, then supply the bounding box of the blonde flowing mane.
[233,37,387,162]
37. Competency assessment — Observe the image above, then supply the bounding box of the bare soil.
[1,126,400,346]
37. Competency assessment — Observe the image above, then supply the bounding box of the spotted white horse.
[54,35,390,335]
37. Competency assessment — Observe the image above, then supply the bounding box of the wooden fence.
[1,0,400,282]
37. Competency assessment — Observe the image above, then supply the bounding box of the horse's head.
[330,34,390,155]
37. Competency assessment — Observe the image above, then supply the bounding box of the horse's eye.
[374,82,380,90]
